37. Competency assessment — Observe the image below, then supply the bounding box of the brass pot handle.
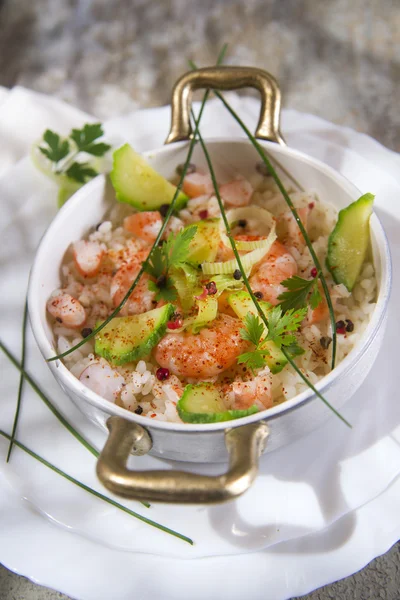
[96,416,269,504]
[165,66,285,146]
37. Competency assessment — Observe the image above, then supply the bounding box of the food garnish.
[193,81,338,369]
[237,307,306,373]
[193,123,352,427]
[278,274,322,313]
[326,193,374,291]
[32,123,111,206]
[144,226,198,303]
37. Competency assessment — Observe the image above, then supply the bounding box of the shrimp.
[183,172,214,198]
[154,314,250,379]
[249,240,297,305]
[111,261,155,316]
[124,211,162,244]
[219,177,253,207]
[47,291,87,328]
[79,360,125,402]
[73,240,104,278]
[223,369,273,411]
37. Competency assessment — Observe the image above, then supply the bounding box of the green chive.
[193,119,350,428]
[0,429,193,545]
[189,60,337,370]
[6,300,28,462]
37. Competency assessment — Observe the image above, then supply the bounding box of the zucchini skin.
[95,304,174,366]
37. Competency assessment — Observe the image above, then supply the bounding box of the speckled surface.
[0,0,399,598]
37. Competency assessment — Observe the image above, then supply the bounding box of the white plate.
[0,95,399,598]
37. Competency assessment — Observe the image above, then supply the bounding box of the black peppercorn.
[233,269,242,280]
[81,327,93,338]
[159,204,170,217]
[254,291,263,299]
[134,406,143,415]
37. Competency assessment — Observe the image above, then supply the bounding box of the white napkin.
[0,86,399,559]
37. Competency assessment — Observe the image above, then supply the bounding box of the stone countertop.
[0,0,399,599]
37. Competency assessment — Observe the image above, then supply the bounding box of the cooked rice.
[50,171,377,422]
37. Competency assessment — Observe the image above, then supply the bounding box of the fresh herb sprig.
[238,307,306,371]
[0,429,192,545]
[188,60,337,370]
[278,274,322,313]
[39,123,111,183]
[238,313,270,371]
[193,121,351,428]
[47,45,228,363]
[145,226,197,302]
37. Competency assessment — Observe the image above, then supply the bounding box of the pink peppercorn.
[199,209,208,219]
[310,267,318,278]
[308,202,315,209]
[336,320,346,334]
[167,318,183,329]
[156,367,170,381]
[205,281,217,295]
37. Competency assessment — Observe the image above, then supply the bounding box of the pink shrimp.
[124,211,162,244]
[110,248,155,315]
[219,177,253,207]
[73,240,104,278]
[183,172,214,198]
[154,314,250,379]
[249,240,297,305]
[46,291,86,328]
[223,370,273,411]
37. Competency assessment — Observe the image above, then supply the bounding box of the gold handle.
[96,416,269,504]
[165,66,285,145]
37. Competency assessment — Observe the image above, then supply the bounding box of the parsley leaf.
[239,313,264,346]
[143,226,198,301]
[143,245,167,280]
[148,279,177,302]
[165,226,197,268]
[237,349,269,371]
[238,306,306,372]
[66,162,98,183]
[278,274,322,313]
[266,306,307,347]
[70,123,111,156]
[39,130,70,163]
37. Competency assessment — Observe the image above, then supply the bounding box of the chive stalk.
[6,300,28,462]
[0,429,193,545]
[188,60,337,370]
[193,121,351,428]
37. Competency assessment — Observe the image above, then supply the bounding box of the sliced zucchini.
[110,144,188,211]
[177,382,258,424]
[326,193,374,291]
[184,219,221,264]
[227,291,288,374]
[95,304,174,365]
